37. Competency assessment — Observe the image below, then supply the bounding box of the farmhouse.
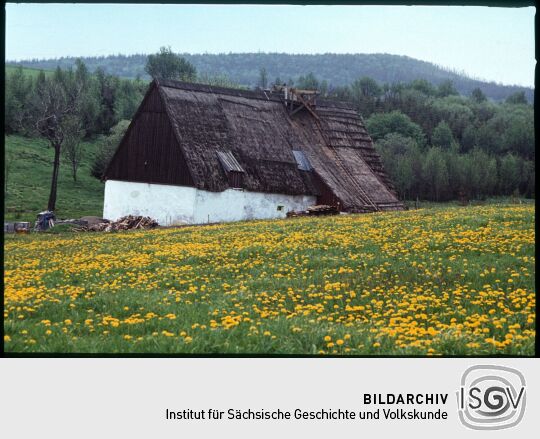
[103,79,403,225]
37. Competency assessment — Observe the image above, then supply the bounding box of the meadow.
[5,135,104,222]
[5,64,52,79]
[3,203,535,355]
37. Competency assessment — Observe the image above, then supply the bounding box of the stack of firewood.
[287,205,339,218]
[306,205,339,216]
[286,210,307,218]
[76,215,158,232]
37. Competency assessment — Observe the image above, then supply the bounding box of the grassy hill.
[9,52,534,102]
[4,135,104,222]
[5,64,53,79]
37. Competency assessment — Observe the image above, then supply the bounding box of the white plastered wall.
[103,180,316,226]
[103,180,197,225]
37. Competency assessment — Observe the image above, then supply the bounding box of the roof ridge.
[156,79,356,110]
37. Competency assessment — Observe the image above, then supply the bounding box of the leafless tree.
[31,76,82,211]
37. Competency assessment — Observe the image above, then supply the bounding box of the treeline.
[290,74,534,200]
[5,57,535,205]
[5,62,147,138]
[5,61,243,139]
[12,52,533,102]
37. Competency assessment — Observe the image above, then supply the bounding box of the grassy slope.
[4,204,535,355]
[5,64,53,79]
[4,135,105,222]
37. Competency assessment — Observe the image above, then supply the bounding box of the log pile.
[287,205,339,218]
[306,205,339,215]
[76,215,158,232]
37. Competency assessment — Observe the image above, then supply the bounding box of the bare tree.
[62,116,85,182]
[31,74,82,211]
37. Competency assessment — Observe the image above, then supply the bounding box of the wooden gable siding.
[105,85,194,187]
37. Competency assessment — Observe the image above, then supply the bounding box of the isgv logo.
[457,365,526,430]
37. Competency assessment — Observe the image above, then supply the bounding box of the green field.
[5,64,53,79]
[4,203,535,355]
[4,135,104,222]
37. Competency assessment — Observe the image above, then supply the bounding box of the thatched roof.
[106,79,403,212]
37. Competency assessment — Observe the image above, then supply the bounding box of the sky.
[4,3,536,87]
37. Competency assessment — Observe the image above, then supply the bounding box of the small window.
[217,151,245,189]
[277,205,284,211]
[292,150,312,171]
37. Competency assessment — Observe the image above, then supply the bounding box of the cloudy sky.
[5,3,536,87]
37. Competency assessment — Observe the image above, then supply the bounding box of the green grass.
[4,135,105,222]
[5,64,53,79]
[4,204,535,355]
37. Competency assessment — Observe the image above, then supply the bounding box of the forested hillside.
[10,52,533,102]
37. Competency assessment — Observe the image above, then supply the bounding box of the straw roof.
[105,79,403,212]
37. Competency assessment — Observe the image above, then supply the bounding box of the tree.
[296,73,319,90]
[62,116,85,181]
[432,97,474,141]
[95,68,119,134]
[422,147,449,201]
[355,77,382,98]
[444,151,469,198]
[5,66,33,134]
[437,80,458,97]
[91,120,131,179]
[431,121,455,149]
[350,77,382,116]
[410,79,436,96]
[114,79,146,120]
[471,88,487,103]
[505,91,528,105]
[366,110,425,145]
[145,47,196,81]
[374,133,422,200]
[29,75,82,210]
[329,85,352,101]
[73,59,100,137]
[520,160,535,198]
[498,154,522,195]
[460,125,477,153]
[468,148,497,198]
[483,105,534,157]
[258,67,268,89]
[502,113,535,159]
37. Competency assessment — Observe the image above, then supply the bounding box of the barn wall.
[193,189,315,224]
[105,86,194,187]
[103,180,316,225]
[103,180,197,225]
